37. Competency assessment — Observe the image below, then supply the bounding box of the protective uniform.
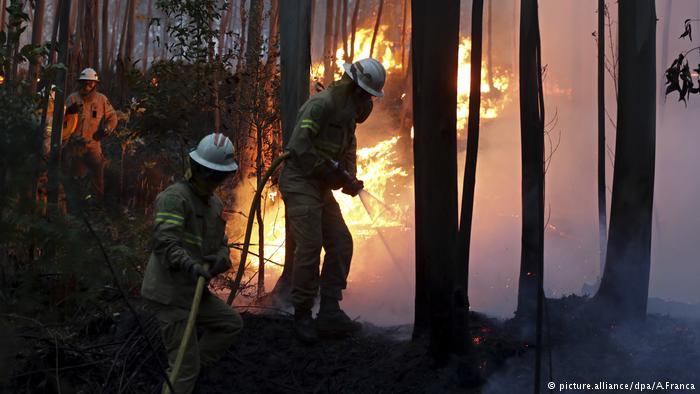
[64,89,117,199]
[279,76,360,311]
[141,180,242,394]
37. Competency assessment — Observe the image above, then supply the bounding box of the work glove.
[187,262,212,283]
[320,160,353,190]
[341,178,364,197]
[203,254,231,277]
[65,102,82,115]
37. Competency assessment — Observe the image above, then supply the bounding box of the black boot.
[316,298,362,338]
[294,308,318,344]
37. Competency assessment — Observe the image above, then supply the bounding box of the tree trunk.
[237,0,264,174]
[516,2,546,393]
[28,0,46,94]
[236,0,248,73]
[515,0,545,322]
[332,0,341,65]
[48,0,72,212]
[595,0,656,322]
[142,0,153,72]
[82,0,98,70]
[219,0,235,59]
[322,0,335,86]
[486,0,494,89]
[124,0,136,67]
[455,0,484,355]
[101,0,109,75]
[0,0,6,34]
[270,0,312,302]
[659,0,672,106]
[341,0,348,61]
[411,0,460,362]
[597,0,608,282]
[109,0,122,70]
[369,0,383,58]
[256,123,265,299]
[401,0,408,69]
[349,0,360,61]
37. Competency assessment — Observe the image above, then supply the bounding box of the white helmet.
[343,58,386,97]
[189,133,239,172]
[78,68,100,82]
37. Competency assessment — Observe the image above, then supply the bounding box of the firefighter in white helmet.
[279,58,386,344]
[63,67,118,202]
[141,133,242,393]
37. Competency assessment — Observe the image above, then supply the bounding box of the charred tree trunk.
[28,0,46,94]
[597,0,608,281]
[516,2,545,392]
[349,0,360,61]
[595,0,656,322]
[48,0,72,211]
[270,0,312,302]
[369,0,383,58]
[322,0,335,86]
[515,0,545,323]
[659,0,672,106]
[411,0,460,362]
[455,0,484,354]
[256,124,265,299]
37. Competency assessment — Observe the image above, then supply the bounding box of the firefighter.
[64,68,118,201]
[279,58,386,343]
[141,133,242,394]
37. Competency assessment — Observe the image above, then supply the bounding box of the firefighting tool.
[165,263,210,394]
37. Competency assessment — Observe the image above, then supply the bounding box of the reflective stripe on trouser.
[146,294,243,394]
[284,190,353,310]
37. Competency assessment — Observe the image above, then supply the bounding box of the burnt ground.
[4,296,700,393]
[195,310,521,394]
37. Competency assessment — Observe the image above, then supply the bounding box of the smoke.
[225,0,700,325]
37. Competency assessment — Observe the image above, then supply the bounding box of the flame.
[311,25,403,83]
[457,37,511,128]
[312,32,511,129]
[226,136,410,291]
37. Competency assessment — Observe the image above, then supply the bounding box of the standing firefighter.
[64,68,118,201]
[280,58,386,343]
[141,133,242,393]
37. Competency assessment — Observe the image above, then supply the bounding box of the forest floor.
[3,206,699,393]
[5,294,700,393]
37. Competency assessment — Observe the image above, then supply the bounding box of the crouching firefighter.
[279,58,386,343]
[141,133,242,393]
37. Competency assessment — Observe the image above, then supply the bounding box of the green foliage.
[128,61,232,143]
[156,0,232,63]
